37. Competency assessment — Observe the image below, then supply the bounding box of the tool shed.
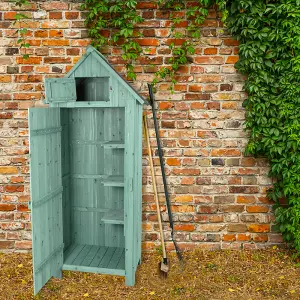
[29,46,147,295]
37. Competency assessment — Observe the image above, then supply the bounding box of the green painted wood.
[66,46,146,105]
[90,246,108,267]
[135,104,143,266]
[62,264,125,276]
[117,249,125,270]
[107,247,124,269]
[124,100,136,286]
[73,245,92,265]
[29,108,64,295]
[101,209,124,225]
[45,78,76,104]
[64,244,85,265]
[99,247,116,268]
[81,245,99,266]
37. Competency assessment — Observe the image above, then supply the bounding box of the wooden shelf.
[102,141,125,149]
[102,175,124,187]
[70,140,124,148]
[63,244,125,275]
[101,209,124,225]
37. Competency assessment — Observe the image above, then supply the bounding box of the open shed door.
[45,78,76,103]
[29,108,64,295]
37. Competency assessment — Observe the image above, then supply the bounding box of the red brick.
[0,241,14,249]
[194,56,224,64]
[0,75,11,83]
[44,57,71,64]
[65,12,79,19]
[0,166,18,174]
[41,2,69,10]
[226,56,239,64]
[34,30,48,37]
[174,224,195,232]
[237,196,256,204]
[5,185,24,193]
[248,224,270,233]
[204,48,218,55]
[237,234,251,241]
[15,240,32,249]
[247,206,269,213]
[49,29,63,38]
[224,38,239,46]
[229,186,259,194]
[0,204,15,211]
[228,224,247,232]
[166,158,181,166]
[222,234,236,242]
[16,56,42,64]
[49,11,63,19]
[211,149,241,157]
[4,12,17,20]
[136,2,158,9]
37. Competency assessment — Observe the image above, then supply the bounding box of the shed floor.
[63,244,125,276]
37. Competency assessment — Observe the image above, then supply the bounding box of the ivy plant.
[12,0,30,59]
[82,0,143,80]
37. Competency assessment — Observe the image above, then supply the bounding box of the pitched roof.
[66,45,149,105]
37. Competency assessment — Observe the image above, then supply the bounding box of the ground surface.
[0,248,300,299]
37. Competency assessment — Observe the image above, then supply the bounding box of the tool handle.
[143,114,167,260]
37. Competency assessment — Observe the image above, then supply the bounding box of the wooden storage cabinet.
[29,46,146,295]
[62,108,126,274]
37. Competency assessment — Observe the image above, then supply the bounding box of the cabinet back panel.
[66,108,125,247]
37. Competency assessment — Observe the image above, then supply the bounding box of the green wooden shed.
[29,46,147,295]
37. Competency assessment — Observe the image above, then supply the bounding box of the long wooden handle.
[143,114,167,260]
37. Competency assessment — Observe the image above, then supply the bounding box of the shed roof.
[66,45,149,105]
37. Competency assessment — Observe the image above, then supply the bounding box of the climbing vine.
[82,0,143,79]
[224,0,300,253]
[13,0,30,58]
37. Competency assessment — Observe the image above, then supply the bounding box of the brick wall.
[0,0,283,252]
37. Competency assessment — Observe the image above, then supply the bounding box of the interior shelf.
[70,174,124,186]
[70,140,125,149]
[101,209,124,225]
[63,244,125,275]
[102,141,125,149]
[102,175,124,187]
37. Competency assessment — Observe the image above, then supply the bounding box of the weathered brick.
[248,224,270,233]
[228,224,247,233]
[0,241,14,249]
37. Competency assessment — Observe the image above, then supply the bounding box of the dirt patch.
[0,248,300,299]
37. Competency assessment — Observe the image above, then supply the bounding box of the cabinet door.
[29,108,64,295]
[45,78,76,103]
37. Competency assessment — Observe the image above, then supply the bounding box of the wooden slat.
[35,244,64,274]
[62,264,125,276]
[30,127,62,136]
[107,247,124,269]
[99,247,116,268]
[73,245,92,265]
[31,186,63,208]
[101,209,124,225]
[89,246,108,267]
[102,175,124,187]
[64,244,85,265]
[116,249,125,270]
[81,245,99,266]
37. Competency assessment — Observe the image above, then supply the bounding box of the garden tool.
[147,83,183,265]
[143,114,169,277]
